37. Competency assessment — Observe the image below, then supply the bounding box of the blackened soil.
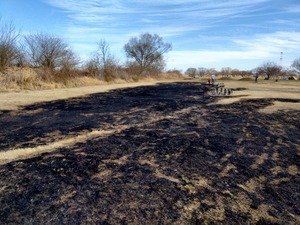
[0,82,299,224]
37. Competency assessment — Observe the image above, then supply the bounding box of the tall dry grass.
[0,67,183,92]
[0,67,107,91]
[0,67,41,90]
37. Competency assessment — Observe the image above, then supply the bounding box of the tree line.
[0,18,172,82]
[1,18,300,85]
[185,60,300,80]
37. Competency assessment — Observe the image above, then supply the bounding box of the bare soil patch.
[0,82,299,224]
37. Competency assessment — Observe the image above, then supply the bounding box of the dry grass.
[0,68,183,110]
[0,129,115,165]
[0,68,182,91]
[0,75,299,115]
[0,67,48,90]
[0,67,106,91]
[259,101,300,113]
[211,79,300,112]
[1,78,299,112]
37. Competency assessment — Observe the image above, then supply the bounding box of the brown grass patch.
[0,129,115,165]
[211,80,300,112]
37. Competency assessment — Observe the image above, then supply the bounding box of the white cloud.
[43,0,271,27]
[168,31,300,70]
[42,0,274,47]
[41,0,277,43]
[233,32,300,52]
[41,0,299,70]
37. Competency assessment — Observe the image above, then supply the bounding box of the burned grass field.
[0,82,299,224]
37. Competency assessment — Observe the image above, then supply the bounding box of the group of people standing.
[207,74,216,85]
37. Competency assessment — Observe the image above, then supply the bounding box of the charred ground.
[0,82,299,224]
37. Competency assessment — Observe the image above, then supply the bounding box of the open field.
[213,79,300,113]
[0,80,299,224]
[0,78,299,112]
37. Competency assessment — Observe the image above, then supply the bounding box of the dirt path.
[0,82,299,224]
[0,81,165,111]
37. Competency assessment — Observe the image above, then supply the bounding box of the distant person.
[211,74,216,84]
[208,77,211,85]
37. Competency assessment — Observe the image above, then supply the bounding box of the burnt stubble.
[0,82,299,224]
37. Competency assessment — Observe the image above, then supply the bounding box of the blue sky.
[1,0,300,71]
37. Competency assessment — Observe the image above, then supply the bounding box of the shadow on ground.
[0,82,299,224]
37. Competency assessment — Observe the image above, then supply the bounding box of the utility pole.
[280,52,283,69]
[276,52,283,81]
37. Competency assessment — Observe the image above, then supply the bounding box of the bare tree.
[185,67,197,78]
[230,69,240,77]
[60,49,80,72]
[239,70,252,77]
[166,69,182,76]
[85,40,118,80]
[124,33,172,75]
[0,18,20,72]
[96,40,119,80]
[220,67,232,77]
[198,67,209,77]
[207,68,218,77]
[14,42,28,68]
[24,33,70,71]
[251,68,260,82]
[255,61,282,80]
[84,55,101,77]
[291,58,300,75]
[96,39,115,69]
